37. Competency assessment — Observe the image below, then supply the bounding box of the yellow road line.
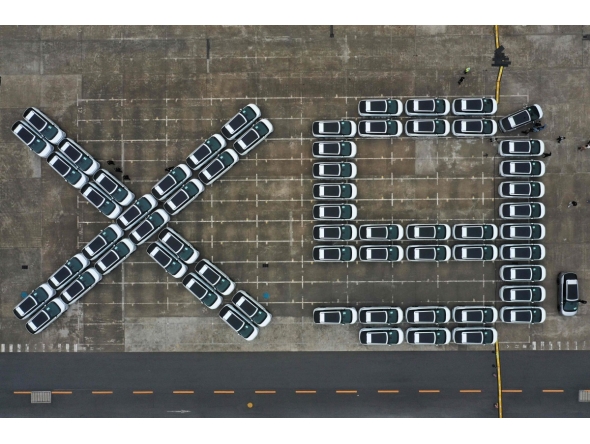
[502,389,522,393]
[92,391,113,395]
[214,390,234,394]
[543,389,564,393]
[419,390,440,393]
[460,390,482,393]
[295,390,316,394]
[495,341,503,418]
[13,391,32,395]
[377,390,399,394]
[255,390,276,394]
[133,391,153,395]
[51,391,72,395]
[173,391,194,394]
[336,390,357,394]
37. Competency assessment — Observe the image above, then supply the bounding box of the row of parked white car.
[12,105,273,339]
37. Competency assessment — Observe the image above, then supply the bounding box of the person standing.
[556,136,566,143]
[542,152,552,158]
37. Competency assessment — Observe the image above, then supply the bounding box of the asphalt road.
[0,351,588,417]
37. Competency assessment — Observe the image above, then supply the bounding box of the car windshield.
[101,251,119,267]
[321,206,341,218]
[322,249,340,260]
[153,250,171,267]
[30,311,50,329]
[321,227,341,239]
[170,190,189,208]
[417,100,435,112]
[98,175,118,193]
[206,160,224,177]
[163,235,183,253]
[319,143,340,155]
[322,122,340,133]
[321,164,340,176]
[240,129,259,147]
[464,227,483,238]
[53,266,72,283]
[368,121,387,133]
[228,114,247,132]
[86,189,105,207]
[202,267,220,284]
[28,113,47,131]
[52,157,71,176]
[166,260,182,275]
[18,296,38,313]
[136,197,152,212]
[462,99,483,111]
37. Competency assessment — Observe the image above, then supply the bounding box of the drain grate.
[31,391,51,403]
[579,390,590,402]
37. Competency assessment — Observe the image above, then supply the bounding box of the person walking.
[464,67,471,74]
[522,128,533,135]
[568,201,578,208]
[578,142,590,151]
[542,152,552,158]
[557,136,566,143]
[458,76,465,85]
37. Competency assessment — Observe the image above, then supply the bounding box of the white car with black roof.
[151,164,192,201]
[406,224,451,241]
[313,224,357,241]
[312,183,357,200]
[406,327,451,345]
[313,204,357,221]
[405,119,451,137]
[312,245,357,262]
[500,244,546,261]
[147,242,187,279]
[12,120,53,158]
[60,267,102,305]
[499,181,545,199]
[558,272,585,316]
[93,169,135,206]
[499,285,546,303]
[500,306,546,324]
[48,253,90,291]
[95,238,137,275]
[185,134,226,171]
[452,327,498,345]
[500,265,546,282]
[312,120,357,138]
[498,105,543,132]
[81,183,122,219]
[82,224,124,260]
[46,151,89,189]
[451,119,497,137]
[158,227,199,264]
[232,290,272,327]
[499,160,545,178]
[358,307,403,325]
[359,224,403,241]
[312,162,357,180]
[498,139,544,157]
[405,98,450,116]
[313,307,357,325]
[405,306,451,324]
[452,244,498,261]
[358,98,403,117]
[500,223,545,240]
[13,283,56,320]
[23,107,66,144]
[359,328,404,345]
[452,306,498,324]
[219,304,259,341]
[406,245,451,262]
[452,224,498,240]
[312,141,356,158]
[25,299,68,335]
[221,104,261,140]
[499,202,545,220]
[194,258,235,296]
[182,273,223,309]
[116,194,158,231]
[58,138,100,175]
[358,119,403,138]
[163,178,205,216]
[359,245,403,262]
[451,97,497,116]
[233,119,274,156]
[198,149,239,185]
[129,209,170,245]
